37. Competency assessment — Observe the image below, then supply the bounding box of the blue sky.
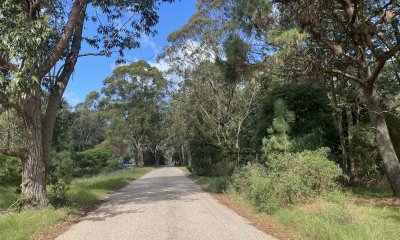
[65,0,197,106]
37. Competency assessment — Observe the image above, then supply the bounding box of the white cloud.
[140,35,161,56]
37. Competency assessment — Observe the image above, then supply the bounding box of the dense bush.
[231,148,342,213]
[0,155,21,186]
[350,123,382,181]
[73,147,118,176]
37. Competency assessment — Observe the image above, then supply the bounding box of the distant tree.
[73,92,105,152]
[102,61,168,167]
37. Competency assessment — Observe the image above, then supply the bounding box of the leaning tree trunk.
[363,88,400,197]
[21,92,49,209]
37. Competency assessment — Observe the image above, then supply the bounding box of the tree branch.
[368,43,400,89]
[37,0,87,79]
[0,59,18,71]
[323,68,366,86]
[0,148,27,159]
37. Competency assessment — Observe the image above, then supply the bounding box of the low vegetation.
[185,167,400,240]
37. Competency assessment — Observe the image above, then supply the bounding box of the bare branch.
[323,68,366,86]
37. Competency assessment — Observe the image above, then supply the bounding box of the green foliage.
[350,123,382,180]
[291,129,325,152]
[231,148,342,213]
[253,83,337,154]
[262,99,294,157]
[73,147,118,176]
[0,155,21,186]
[217,35,250,83]
[48,151,74,205]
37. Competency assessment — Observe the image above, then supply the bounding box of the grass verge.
[0,167,153,240]
[181,167,228,193]
[182,167,400,240]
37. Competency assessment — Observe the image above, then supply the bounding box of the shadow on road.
[82,168,203,222]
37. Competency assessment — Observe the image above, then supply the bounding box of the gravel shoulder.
[56,167,275,240]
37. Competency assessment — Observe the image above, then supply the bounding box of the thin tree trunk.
[21,92,49,209]
[136,142,144,167]
[363,88,400,197]
[188,148,192,169]
[181,144,186,165]
[330,80,348,173]
[346,105,356,181]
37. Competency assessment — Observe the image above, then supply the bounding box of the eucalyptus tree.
[0,0,174,209]
[102,61,168,167]
[160,1,260,167]
[234,0,400,196]
[72,91,105,152]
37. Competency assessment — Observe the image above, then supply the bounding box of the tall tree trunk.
[188,148,192,169]
[330,80,348,173]
[135,141,144,167]
[21,92,49,209]
[42,14,84,176]
[154,147,160,166]
[363,88,400,197]
[181,144,186,165]
[346,105,356,181]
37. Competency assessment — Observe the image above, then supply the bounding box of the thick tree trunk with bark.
[21,93,49,209]
[363,88,400,197]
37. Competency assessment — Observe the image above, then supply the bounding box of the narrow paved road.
[57,167,274,240]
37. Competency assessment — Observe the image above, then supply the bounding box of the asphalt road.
[56,167,274,240]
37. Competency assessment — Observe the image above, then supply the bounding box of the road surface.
[57,167,274,240]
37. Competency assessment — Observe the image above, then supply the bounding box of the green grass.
[0,209,64,240]
[0,167,153,240]
[67,167,153,210]
[0,187,19,211]
[181,167,229,193]
[275,204,400,240]
[349,186,393,198]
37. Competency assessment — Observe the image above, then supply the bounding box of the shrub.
[101,159,122,173]
[48,151,74,205]
[73,147,117,176]
[350,123,382,181]
[231,148,342,213]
